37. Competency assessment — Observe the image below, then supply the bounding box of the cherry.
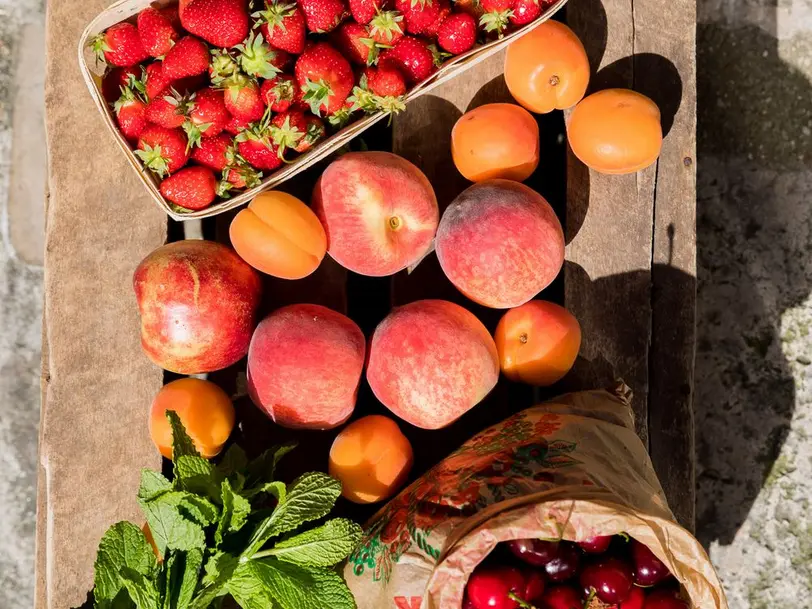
[578,535,613,554]
[642,589,689,609]
[539,585,582,609]
[631,541,671,587]
[543,542,580,582]
[466,566,525,609]
[508,538,560,567]
[619,586,646,609]
[463,595,476,609]
[580,558,634,604]
[522,570,546,603]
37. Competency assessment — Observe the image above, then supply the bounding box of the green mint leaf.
[119,566,161,609]
[216,479,252,546]
[175,455,223,503]
[94,522,158,603]
[267,519,362,567]
[138,470,173,502]
[178,494,220,527]
[245,442,297,486]
[139,494,206,554]
[189,552,239,609]
[242,473,341,558]
[216,445,248,477]
[167,411,200,466]
[96,588,136,609]
[226,563,276,609]
[243,480,285,501]
[163,549,203,609]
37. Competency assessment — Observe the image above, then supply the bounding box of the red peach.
[366,299,499,429]
[247,304,365,429]
[133,240,262,374]
[435,179,565,309]
[312,151,439,276]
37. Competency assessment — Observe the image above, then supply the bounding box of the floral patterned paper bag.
[344,385,728,609]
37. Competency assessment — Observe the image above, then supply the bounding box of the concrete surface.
[0,0,810,606]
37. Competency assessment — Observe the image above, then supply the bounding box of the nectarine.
[495,300,581,386]
[247,304,365,429]
[435,180,565,309]
[367,300,499,429]
[328,415,414,504]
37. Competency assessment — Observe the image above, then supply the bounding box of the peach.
[312,151,439,276]
[366,300,499,429]
[328,415,414,504]
[133,240,262,374]
[149,378,235,459]
[494,300,582,386]
[435,180,565,309]
[247,304,365,429]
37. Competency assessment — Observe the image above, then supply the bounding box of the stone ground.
[0,0,810,607]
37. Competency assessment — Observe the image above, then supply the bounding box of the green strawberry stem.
[302,78,334,116]
[134,144,171,178]
[236,31,282,79]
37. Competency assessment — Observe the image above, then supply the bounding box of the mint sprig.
[93,413,361,609]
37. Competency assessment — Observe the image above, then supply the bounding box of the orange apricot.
[149,378,235,459]
[328,415,414,504]
[505,20,590,114]
[451,103,539,182]
[229,191,327,279]
[494,300,581,386]
[567,89,663,174]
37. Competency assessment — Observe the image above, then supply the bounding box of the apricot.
[229,191,326,279]
[567,89,663,174]
[367,300,499,429]
[504,20,590,114]
[149,378,235,459]
[435,180,564,309]
[328,415,414,504]
[247,304,365,429]
[312,151,439,276]
[451,103,539,182]
[494,300,581,386]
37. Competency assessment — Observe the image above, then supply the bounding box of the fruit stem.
[549,74,560,87]
[388,216,402,231]
[507,591,539,609]
[519,333,528,344]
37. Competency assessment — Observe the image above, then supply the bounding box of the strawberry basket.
[78,0,568,221]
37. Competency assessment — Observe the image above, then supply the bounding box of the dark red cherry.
[466,566,525,609]
[463,594,476,609]
[619,586,646,609]
[522,570,546,603]
[539,585,582,609]
[543,542,580,582]
[508,538,560,567]
[578,535,613,554]
[631,540,671,587]
[643,589,689,609]
[580,558,634,604]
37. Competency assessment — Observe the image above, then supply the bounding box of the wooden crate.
[36,0,695,606]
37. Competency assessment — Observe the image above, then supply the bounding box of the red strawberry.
[295,42,354,116]
[253,2,306,54]
[209,49,240,85]
[236,118,283,170]
[298,0,347,32]
[137,7,179,57]
[379,36,433,84]
[145,62,171,99]
[364,63,406,97]
[270,110,309,157]
[327,99,357,127]
[162,36,209,81]
[302,115,326,151]
[260,75,300,112]
[423,0,451,36]
[90,23,148,67]
[135,125,190,176]
[368,10,404,45]
[160,166,217,210]
[180,0,250,47]
[160,5,183,29]
[437,12,476,54]
[235,31,289,79]
[102,66,142,103]
[218,163,263,197]
[509,0,540,24]
[349,0,381,24]
[395,0,442,35]
[145,88,191,128]
[113,86,148,141]
[224,113,252,134]
[191,132,234,170]
[479,0,515,35]
[331,22,381,65]
[184,88,230,146]
[221,74,267,121]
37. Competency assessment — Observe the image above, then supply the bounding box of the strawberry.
[253,2,306,54]
[218,163,263,197]
[102,66,142,103]
[349,0,381,24]
[221,74,267,121]
[159,166,217,210]
[301,115,326,151]
[331,22,381,65]
[137,7,179,57]
[224,113,252,134]
[145,62,171,99]
[235,31,289,79]
[235,118,283,170]
[162,36,210,81]
[346,84,378,112]
[180,0,250,48]
[298,0,347,32]
[145,88,192,128]
[509,0,540,25]
[295,42,354,116]
[364,63,406,97]
[368,10,404,45]
[135,125,190,176]
[327,99,357,127]
[479,0,515,35]
[395,0,442,35]
[437,12,476,54]
[209,49,240,85]
[379,36,433,84]
[113,86,148,141]
[422,0,451,37]
[191,132,234,170]
[270,110,309,157]
[90,23,148,67]
[260,75,300,112]
[184,88,230,146]
[160,5,183,29]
